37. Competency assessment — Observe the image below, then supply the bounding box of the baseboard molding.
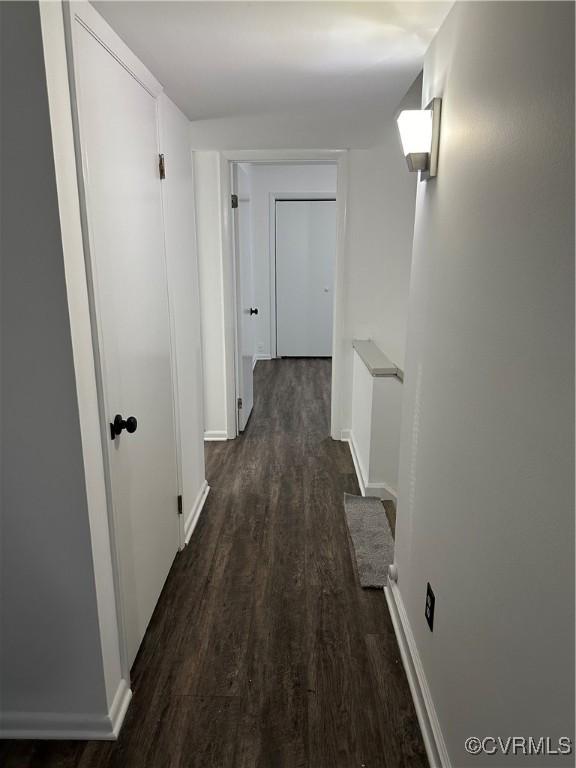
[385,579,451,768]
[183,480,210,545]
[108,678,132,738]
[253,354,271,369]
[204,430,228,441]
[342,430,367,494]
[365,480,397,503]
[341,430,396,501]
[0,678,132,741]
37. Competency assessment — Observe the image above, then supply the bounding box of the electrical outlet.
[425,583,435,631]
[257,343,264,353]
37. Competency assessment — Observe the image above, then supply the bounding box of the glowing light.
[396,109,433,156]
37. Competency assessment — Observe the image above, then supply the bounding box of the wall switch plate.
[425,582,435,631]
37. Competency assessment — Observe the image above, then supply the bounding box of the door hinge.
[177,494,183,515]
[159,153,166,180]
[237,397,243,409]
[231,193,238,209]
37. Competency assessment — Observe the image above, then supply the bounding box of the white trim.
[108,678,132,738]
[157,95,185,549]
[217,150,348,442]
[217,154,239,439]
[341,429,366,495]
[0,679,132,741]
[330,153,348,439]
[341,430,396,501]
[230,163,243,435]
[222,149,343,164]
[365,481,397,502]
[183,480,210,545]
[254,353,271,369]
[385,579,452,768]
[204,430,228,441]
[268,191,337,360]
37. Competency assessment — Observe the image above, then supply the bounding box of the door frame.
[229,162,254,434]
[219,150,349,440]
[270,193,337,360]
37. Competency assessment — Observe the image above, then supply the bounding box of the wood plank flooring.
[0,358,427,768]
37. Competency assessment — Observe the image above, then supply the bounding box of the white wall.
[158,93,207,532]
[0,0,120,734]
[394,3,574,764]
[245,163,337,358]
[339,130,417,433]
[189,102,419,151]
[194,151,232,439]
[351,350,402,499]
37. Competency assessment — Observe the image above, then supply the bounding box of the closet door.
[276,200,336,357]
[72,6,179,667]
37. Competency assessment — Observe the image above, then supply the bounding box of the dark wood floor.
[1,359,427,768]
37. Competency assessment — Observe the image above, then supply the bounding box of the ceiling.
[94,2,452,124]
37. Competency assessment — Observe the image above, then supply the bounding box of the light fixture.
[396,98,441,180]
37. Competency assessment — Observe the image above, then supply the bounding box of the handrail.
[352,339,403,381]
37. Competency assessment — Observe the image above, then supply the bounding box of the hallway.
[3,1,573,760]
[1,359,426,768]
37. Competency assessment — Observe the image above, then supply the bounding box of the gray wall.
[395,2,574,764]
[0,1,107,717]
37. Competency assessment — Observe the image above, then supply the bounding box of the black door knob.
[125,416,138,434]
[110,414,138,440]
[249,307,258,315]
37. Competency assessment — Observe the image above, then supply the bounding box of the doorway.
[227,160,341,437]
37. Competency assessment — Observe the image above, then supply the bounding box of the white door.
[276,200,336,357]
[73,15,180,667]
[234,185,255,431]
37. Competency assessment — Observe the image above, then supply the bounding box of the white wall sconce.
[396,98,441,180]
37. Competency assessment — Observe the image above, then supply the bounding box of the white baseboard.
[108,678,132,738]
[365,480,397,502]
[204,430,228,441]
[342,429,366,494]
[0,678,132,741]
[253,354,271,369]
[341,430,397,501]
[183,480,210,545]
[385,579,451,768]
